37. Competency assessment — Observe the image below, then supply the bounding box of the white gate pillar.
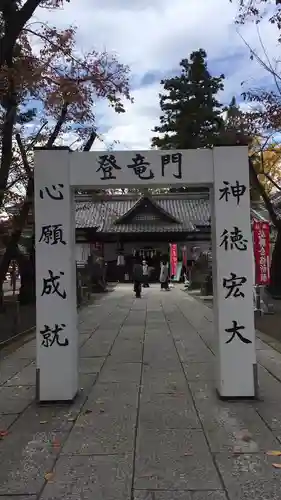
[212,146,257,398]
[34,148,78,402]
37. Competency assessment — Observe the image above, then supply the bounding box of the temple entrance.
[34,146,257,402]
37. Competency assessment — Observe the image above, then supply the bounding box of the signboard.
[170,243,178,277]
[35,150,77,402]
[253,220,270,285]
[212,146,256,398]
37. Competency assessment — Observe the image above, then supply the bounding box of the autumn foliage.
[0,0,132,301]
[1,22,131,140]
[0,0,132,208]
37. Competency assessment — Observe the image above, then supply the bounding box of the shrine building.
[74,189,275,282]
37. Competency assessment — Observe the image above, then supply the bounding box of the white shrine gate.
[34,146,257,402]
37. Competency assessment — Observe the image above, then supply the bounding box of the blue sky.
[34,0,280,151]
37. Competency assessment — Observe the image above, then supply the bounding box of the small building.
[75,189,281,282]
[75,191,212,281]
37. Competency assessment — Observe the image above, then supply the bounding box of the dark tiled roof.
[115,196,180,224]
[75,194,210,233]
[75,194,280,233]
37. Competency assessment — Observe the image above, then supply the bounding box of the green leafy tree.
[151,49,225,150]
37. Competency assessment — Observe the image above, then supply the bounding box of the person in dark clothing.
[132,258,143,298]
[160,260,169,290]
[142,260,150,288]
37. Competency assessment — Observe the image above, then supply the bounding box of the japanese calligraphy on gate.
[253,220,270,285]
[95,152,182,182]
[36,179,69,349]
[216,175,252,346]
[69,149,214,188]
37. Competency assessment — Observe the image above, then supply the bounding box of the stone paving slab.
[99,361,141,382]
[5,361,36,386]
[79,356,105,374]
[142,367,187,395]
[182,362,215,381]
[62,413,136,454]
[2,285,281,499]
[189,380,280,453]
[0,358,32,385]
[0,427,65,495]
[0,385,34,414]
[11,340,36,359]
[0,413,20,430]
[84,380,139,412]
[139,392,200,429]
[79,338,115,357]
[0,497,37,500]
[40,454,133,500]
[134,427,222,490]
[134,493,228,500]
[215,452,281,500]
[109,344,143,362]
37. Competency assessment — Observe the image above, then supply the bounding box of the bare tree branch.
[7,175,27,191]
[83,130,97,151]
[263,171,281,191]
[46,102,68,148]
[27,120,48,152]
[237,29,281,83]
[256,25,281,96]
[15,133,32,179]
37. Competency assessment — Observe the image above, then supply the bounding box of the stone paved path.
[2,285,281,499]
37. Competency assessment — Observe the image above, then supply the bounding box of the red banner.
[170,243,178,277]
[253,221,270,285]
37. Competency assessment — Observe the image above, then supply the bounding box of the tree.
[228,1,281,296]
[0,0,132,306]
[222,98,281,296]
[151,49,225,150]
[249,150,281,298]
[232,0,281,36]
[251,142,281,194]
[0,1,131,209]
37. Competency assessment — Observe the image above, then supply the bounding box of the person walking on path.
[132,258,143,298]
[142,260,150,288]
[160,261,169,291]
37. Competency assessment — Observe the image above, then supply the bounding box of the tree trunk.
[0,243,17,309]
[0,43,17,210]
[18,233,35,305]
[0,0,42,71]
[18,257,35,305]
[0,177,34,306]
[268,227,281,298]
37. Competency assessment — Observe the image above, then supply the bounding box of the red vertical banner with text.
[170,243,178,277]
[253,220,270,285]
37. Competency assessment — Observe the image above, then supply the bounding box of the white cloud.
[34,0,281,150]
